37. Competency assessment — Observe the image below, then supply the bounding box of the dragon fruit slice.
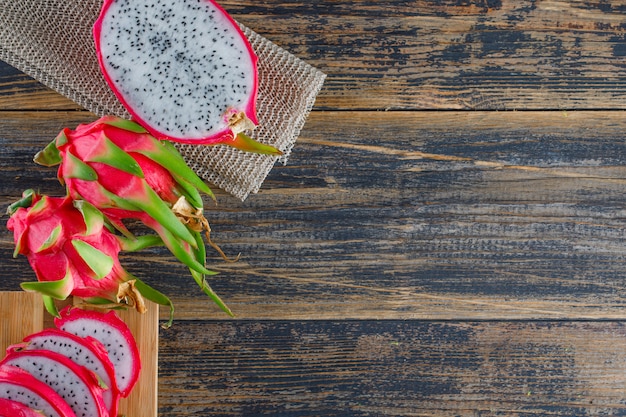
[54,307,140,398]
[21,329,120,417]
[0,397,47,417]
[0,349,108,417]
[93,0,278,154]
[0,365,76,417]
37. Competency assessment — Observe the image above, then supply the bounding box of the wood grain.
[158,320,626,416]
[0,292,42,353]
[1,110,626,321]
[225,0,626,110]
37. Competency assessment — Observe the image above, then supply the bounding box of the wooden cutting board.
[0,291,158,417]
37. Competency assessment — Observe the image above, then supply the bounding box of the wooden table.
[2,1,626,415]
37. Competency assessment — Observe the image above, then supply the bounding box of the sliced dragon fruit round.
[0,349,108,417]
[21,329,120,417]
[94,0,259,145]
[54,306,141,398]
[0,365,77,417]
[0,397,46,417]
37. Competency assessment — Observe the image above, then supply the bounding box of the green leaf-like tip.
[133,183,198,247]
[190,268,234,317]
[157,226,215,276]
[35,224,63,253]
[34,139,62,167]
[21,269,73,300]
[228,133,283,156]
[55,129,69,147]
[118,234,163,252]
[142,139,214,201]
[71,239,114,280]
[27,196,49,216]
[6,189,36,216]
[102,117,148,133]
[74,200,105,236]
[42,295,61,318]
[87,135,144,178]
[65,152,98,181]
[133,278,176,328]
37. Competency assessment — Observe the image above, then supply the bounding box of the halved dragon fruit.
[94,0,278,154]
[0,348,108,417]
[54,306,140,398]
[0,397,46,417]
[0,365,76,417]
[20,329,120,417]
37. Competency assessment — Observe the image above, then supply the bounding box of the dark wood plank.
[158,320,626,416]
[1,110,626,321]
[4,1,626,111]
[224,0,626,110]
[0,63,80,110]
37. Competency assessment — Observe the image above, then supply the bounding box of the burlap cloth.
[0,1,325,200]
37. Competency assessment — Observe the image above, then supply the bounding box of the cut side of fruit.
[0,365,77,417]
[0,349,108,417]
[54,306,141,397]
[94,0,259,145]
[21,328,120,417]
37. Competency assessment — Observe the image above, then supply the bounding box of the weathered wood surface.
[2,0,626,415]
[158,320,626,416]
[2,110,626,322]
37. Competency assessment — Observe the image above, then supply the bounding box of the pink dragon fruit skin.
[92,0,281,155]
[21,329,120,417]
[34,116,219,279]
[0,365,77,417]
[0,397,46,417]
[1,348,109,417]
[50,116,208,245]
[7,191,145,308]
[55,306,141,398]
[31,116,235,319]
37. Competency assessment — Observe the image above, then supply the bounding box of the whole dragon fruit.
[35,116,212,255]
[0,365,76,417]
[6,189,171,316]
[93,0,280,154]
[1,349,108,417]
[33,116,233,317]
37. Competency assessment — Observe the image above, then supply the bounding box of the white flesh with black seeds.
[25,332,116,412]
[58,318,134,394]
[2,354,100,417]
[98,0,255,139]
[0,382,61,417]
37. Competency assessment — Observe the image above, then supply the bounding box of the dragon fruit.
[20,329,120,417]
[34,116,212,253]
[32,116,233,317]
[0,397,46,416]
[55,307,141,398]
[6,189,173,317]
[0,349,108,417]
[93,0,280,154]
[0,365,76,417]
